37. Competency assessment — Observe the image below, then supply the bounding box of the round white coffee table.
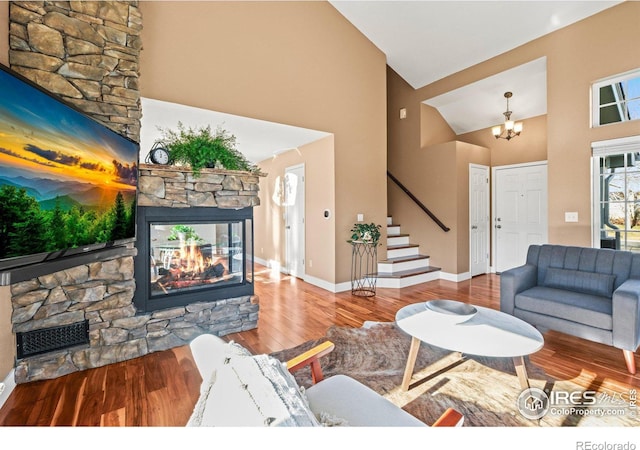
[395,300,544,391]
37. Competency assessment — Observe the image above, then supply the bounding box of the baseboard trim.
[440,271,471,282]
[303,274,351,293]
[255,257,351,293]
[0,369,16,410]
[256,258,474,290]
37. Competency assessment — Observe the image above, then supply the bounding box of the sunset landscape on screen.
[0,65,138,263]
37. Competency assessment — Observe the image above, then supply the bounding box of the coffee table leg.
[402,336,421,391]
[513,356,530,390]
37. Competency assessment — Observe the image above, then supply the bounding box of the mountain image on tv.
[0,64,139,262]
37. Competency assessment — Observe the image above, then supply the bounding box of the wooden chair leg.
[623,349,636,374]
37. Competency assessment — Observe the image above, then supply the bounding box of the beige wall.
[0,2,12,384]
[388,1,640,266]
[139,1,387,285]
[387,139,490,275]
[458,114,548,167]
[545,4,640,245]
[256,135,336,282]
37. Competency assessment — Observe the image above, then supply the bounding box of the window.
[593,136,640,251]
[592,69,640,127]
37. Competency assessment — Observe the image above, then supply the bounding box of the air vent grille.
[16,320,89,359]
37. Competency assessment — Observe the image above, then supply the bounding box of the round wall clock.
[147,143,170,165]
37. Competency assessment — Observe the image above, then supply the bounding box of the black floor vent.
[16,320,89,359]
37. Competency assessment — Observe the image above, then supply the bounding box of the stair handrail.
[387,171,450,232]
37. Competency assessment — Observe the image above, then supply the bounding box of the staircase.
[376,216,441,288]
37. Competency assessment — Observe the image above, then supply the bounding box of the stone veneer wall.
[138,164,262,209]
[12,167,262,383]
[8,0,142,142]
[12,252,259,383]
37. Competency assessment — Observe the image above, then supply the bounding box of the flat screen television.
[0,62,139,272]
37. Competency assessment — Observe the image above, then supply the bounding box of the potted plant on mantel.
[157,122,259,177]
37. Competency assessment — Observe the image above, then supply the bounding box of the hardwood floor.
[0,266,638,426]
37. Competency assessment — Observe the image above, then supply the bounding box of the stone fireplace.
[9,164,262,384]
[134,165,259,312]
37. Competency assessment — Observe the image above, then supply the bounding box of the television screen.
[0,63,139,271]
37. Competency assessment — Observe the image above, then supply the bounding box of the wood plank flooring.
[0,266,638,426]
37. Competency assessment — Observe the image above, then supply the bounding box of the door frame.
[469,163,490,276]
[491,160,548,272]
[284,163,305,278]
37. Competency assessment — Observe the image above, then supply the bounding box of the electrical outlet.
[309,260,313,268]
[565,212,579,222]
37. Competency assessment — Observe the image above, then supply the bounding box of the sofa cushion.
[543,267,616,298]
[187,352,320,427]
[515,286,613,330]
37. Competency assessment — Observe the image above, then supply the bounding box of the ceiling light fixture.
[492,92,523,141]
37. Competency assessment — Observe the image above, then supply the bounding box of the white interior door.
[469,164,490,276]
[493,162,548,273]
[284,164,305,278]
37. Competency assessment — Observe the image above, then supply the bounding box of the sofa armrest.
[612,279,640,351]
[500,264,537,315]
[286,340,335,383]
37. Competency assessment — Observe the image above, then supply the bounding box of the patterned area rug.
[270,322,638,427]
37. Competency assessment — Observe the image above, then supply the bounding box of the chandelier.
[492,91,523,141]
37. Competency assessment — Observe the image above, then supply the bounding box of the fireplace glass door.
[149,221,245,296]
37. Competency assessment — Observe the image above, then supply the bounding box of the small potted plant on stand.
[348,222,382,297]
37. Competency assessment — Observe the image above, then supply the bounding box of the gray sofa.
[500,244,640,374]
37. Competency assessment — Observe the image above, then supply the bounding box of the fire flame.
[177,239,211,276]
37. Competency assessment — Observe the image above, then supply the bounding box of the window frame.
[592,135,640,250]
[592,68,640,128]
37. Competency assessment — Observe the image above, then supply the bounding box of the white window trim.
[592,68,640,128]
[591,135,640,248]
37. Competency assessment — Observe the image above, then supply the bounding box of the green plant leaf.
[156,122,259,177]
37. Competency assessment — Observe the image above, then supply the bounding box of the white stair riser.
[387,217,393,226]
[386,246,419,259]
[387,235,410,246]
[387,225,401,236]
[376,271,441,288]
[378,258,430,273]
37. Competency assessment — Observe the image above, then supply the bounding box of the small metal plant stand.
[350,241,378,297]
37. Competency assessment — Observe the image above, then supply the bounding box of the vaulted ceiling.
[330,0,622,134]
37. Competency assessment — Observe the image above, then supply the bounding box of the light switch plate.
[357,213,364,222]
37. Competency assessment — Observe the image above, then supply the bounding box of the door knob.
[471,225,478,229]
[496,224,502,229]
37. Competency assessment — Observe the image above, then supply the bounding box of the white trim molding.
[440,271,471,283]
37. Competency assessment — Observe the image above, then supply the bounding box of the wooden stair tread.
[387,233,410,238]
[377,266,441,279]
[378,254,430,264]
[386,243,419,250]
